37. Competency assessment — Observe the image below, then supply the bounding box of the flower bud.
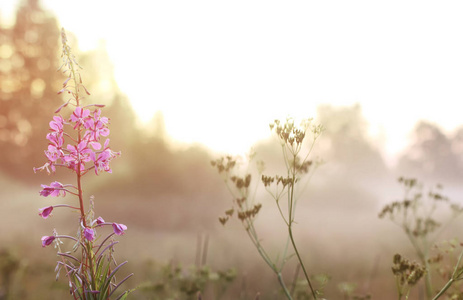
[41,236,55,247]
[112,223,127,236]
[84,228,95,241]
[39,206,54,219]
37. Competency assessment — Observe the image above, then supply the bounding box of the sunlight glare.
[9,0,463,157]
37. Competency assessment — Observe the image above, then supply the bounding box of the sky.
[2,0,463,161]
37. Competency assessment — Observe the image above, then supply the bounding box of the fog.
[2,1,463,299]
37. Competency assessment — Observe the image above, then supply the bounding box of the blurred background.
[1,0,463,299]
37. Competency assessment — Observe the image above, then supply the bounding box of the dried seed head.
[225,208,234,216]
[261,175,275,187]
[219,217,229,226]
[391,253,425,286]
[211,156,236,174]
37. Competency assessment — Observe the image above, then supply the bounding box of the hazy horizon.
[2,0,463,159]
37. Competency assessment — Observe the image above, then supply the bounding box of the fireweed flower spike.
[34,28,132,299]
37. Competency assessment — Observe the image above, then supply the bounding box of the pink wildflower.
[45,144,64,163]
[46,132,64,148]
[112,223,127,236]
[70,107,91,129]
[40,181,65,197]
[41,235,55,247]
[63,141,93,171]
[47,116,65,147]
[96,217,105,226]
[84,109,110,142]
[39,206,54,219]
[89,142,102,150]
[91,149,113,175]
[49,115,65,133]
[84,228,95,241]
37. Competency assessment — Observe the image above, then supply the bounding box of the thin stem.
[65,40,87,228]
[277,272,293,300]
[432,278,453,300]
[288,226,317,299]
[279,233,292,271]
[275,199,289,226]
[433,248,463,300]
[423,250,433,300]
[56,242,79,300]
[75,127,86,227]
[242,218,294,299]
[298,136,318,172]
[86,242,97,292]
[403,229,432,298]
[290,264,301,296]
[55,235,88,253]
[395,275,403,300]
[288,164,317,299]
[243,222,273,269]
[67,42,95,298]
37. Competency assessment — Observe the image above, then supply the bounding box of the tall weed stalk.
[212,117,323,299]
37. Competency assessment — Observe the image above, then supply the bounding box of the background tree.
[316,103,388,182]
[0,0,140,184]
[397,121,463,183]
[0,0,61,181]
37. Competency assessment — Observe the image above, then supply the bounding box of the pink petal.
[90,142,101,150]
[84,228,95,241]
[41,236,55,247]
[96,217,105,226]
[39,206,54,219]
[112,223,127,235]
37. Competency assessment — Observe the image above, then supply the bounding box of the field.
[3,156,463,300]
[2,2,463,299]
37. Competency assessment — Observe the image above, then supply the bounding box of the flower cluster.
[34,29,124,243]
[35,96,124,243]
[269,118,309,147]
[392,253,425,287]
[34,106,119,175]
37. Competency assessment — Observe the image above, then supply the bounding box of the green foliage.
[337,281,371,300]
[51,230,133,300]
[0,248,21,299]
[138,261,236,300]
